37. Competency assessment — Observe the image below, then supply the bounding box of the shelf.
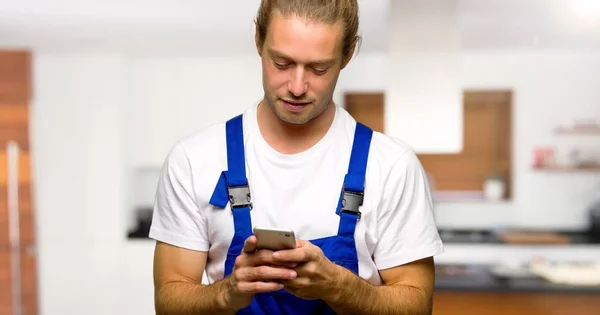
[554,126,600,135]
[533,165,600,172]
[433,191,511,203]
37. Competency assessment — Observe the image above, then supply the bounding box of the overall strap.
[337,122,373,237]
[209,114,253,234]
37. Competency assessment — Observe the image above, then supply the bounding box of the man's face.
[259,11,346,125]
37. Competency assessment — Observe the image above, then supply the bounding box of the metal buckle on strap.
[228,185,252,210]
[341,189,363,219]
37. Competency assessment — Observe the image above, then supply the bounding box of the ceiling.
[0,0,598,56]
[459,0,600,51]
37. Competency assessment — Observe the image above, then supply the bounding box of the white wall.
[385,0,463,154]
[31,53,134,315]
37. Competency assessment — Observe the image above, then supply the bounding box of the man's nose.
[288,67,308,97]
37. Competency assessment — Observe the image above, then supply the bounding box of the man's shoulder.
[336,106,418,173]
[160,121,228,180]
[179,121,227,153]
[336,107,413,162]
[168,111,247,171]
[363,131,425,191]
[177,105,257,157]
[366,129,417,172]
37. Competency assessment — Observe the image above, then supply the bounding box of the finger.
[248,249,275,266]
[241,266,297,282]
[247,250,298,268]
[272,248,311,263]
[279,262,298,268]
[281,276,310,289]
[242,235,257,254]
[292,261,319,277]
[236,281,284,294]
[272,240,317,263]
[252,266,297,281]
[295,239,309,248]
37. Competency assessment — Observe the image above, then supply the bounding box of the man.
[150,0,444,314]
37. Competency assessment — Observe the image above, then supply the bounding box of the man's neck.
[257,99,336,155]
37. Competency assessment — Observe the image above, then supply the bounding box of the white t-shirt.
[149,102,444,285]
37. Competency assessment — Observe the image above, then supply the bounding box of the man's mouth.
[282,99,310,106]
[281,99,311,112]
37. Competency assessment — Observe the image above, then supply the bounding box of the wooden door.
[0,51,37,315]
[344,92,385,133]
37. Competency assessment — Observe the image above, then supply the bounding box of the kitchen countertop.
[438,229,599,245]
[435,264,600,293]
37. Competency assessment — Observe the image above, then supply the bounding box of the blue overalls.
[209,114,373,314]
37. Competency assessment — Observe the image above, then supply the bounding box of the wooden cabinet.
[344,93,385,133]
[0,52,30,105]
[418,90,513,199]
[433,291,600,315]
[0,50,37,315]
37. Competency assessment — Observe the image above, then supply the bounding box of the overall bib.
[209,114,373,314]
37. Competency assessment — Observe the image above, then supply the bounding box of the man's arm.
[150,141,238,314]
[151,142,297,313]
[324,256,435,315]
[153,241,234,315]
[275,148,442,313]
[154,238,298,315]
[321,149,440,314]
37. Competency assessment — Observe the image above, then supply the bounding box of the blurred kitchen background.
[1,0,600,314]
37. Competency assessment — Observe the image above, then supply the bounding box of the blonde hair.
[255,0,361,60]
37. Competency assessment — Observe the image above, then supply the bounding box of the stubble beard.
[266,96,329,125]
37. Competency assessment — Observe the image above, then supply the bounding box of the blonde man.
[151,1,444,314]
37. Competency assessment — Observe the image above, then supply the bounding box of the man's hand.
[225,235,299,311]
[271,239,341,300]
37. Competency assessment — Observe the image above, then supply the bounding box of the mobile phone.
[253,226,297,251]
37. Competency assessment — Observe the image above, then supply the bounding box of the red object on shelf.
[532,147,554,168]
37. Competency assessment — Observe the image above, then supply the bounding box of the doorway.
[0,51,38,315]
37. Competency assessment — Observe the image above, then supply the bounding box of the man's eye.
[274,62,291,69]
[312,67,328,75]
